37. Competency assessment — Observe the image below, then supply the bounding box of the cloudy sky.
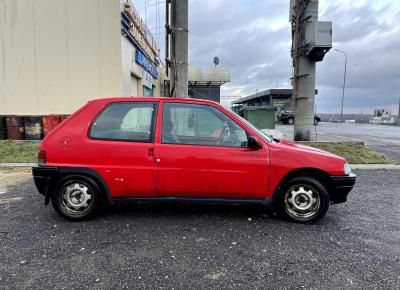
[134,0,400,114]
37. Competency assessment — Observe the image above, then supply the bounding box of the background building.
[162,68,230,102]
[0,0,161,116]
[232,89,318,113]
[187,68,230,103]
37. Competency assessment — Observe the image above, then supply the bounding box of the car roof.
[90,97,219,106]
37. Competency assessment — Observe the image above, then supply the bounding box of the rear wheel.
[287,117,294,125]
[51,176,100,221]
[276,177,329,224]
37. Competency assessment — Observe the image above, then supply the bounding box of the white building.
[0,0,162,116]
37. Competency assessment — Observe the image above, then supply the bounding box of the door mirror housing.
[247,136,262,150]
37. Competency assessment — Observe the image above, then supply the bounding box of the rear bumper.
[329,173,356,204]
[32,166,59,197]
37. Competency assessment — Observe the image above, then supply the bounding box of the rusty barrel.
[61,115,69,122]
[0,116,6,140]
[6,116,25,140]
[43,115,62,137]
[24,116,43,140]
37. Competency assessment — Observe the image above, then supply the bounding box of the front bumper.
[329,173,356,204]
[32,166,59,204]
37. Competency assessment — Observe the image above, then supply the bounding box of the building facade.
[232,89,318,113]
[0,0,161,115]
[162,68,230,102]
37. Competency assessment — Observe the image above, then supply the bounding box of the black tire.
[287,117,294,125]
[51,175,101,221]
[276,177,329,224]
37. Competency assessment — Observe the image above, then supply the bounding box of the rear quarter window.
[89,102,157,142]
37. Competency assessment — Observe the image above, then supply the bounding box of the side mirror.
[247,136,262,150]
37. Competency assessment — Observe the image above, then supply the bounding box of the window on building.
[143,86,153,97]
[90,102,157,142]
[162,103,248,147]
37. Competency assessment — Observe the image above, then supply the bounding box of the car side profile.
[278,107,322,125]
[32,97,355,223]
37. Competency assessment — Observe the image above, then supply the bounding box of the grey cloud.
[136,0,400,113]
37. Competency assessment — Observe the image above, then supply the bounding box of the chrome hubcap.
[285,185,320,218]
[61,182,93,213]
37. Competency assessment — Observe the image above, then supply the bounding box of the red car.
[32,97,355,223]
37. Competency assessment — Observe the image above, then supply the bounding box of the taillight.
[38,151,46,167]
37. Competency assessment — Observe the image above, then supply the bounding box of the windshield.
[230,111,273,143]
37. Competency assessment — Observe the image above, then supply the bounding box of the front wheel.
[51,176,100,221]
[276,177,329,224]
[287,117,294,125]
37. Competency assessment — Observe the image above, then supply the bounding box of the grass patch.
[0,140,397,165]
[0,141,39,163]
[302,142,397,164]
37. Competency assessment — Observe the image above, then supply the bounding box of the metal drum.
[0,116,6,140]
[24,116,43,140]
[6,116,25,140]
[42,115,62,137]
[61,115,70,122]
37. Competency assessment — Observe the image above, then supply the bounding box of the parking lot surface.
[1,170,400,289]
[277,122,400,161]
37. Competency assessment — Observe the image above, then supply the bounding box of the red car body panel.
[153,100,269,199]
[266,140,347,198]
[39,97,349,200]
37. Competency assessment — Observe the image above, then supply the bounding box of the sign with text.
[143,71,153,89]
[135,50,158,79]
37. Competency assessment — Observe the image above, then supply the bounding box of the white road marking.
[317,132,366,142]
[0,197,23,204]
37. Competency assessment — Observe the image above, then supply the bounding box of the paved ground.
[1,170,400,289]
[277,122,400,161]
[0,168,31,193]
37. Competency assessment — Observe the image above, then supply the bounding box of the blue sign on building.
[135,50,158,79]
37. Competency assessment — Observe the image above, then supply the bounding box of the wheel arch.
[272,167,332,201]
[45,167,112,205]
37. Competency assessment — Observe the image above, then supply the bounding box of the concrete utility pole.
[167,0,189,98]
[290,0,332,141]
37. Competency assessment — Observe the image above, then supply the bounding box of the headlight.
[344,163,352,175]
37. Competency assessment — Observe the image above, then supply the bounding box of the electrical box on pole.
[290,0,332,141]
[304,21,332,62]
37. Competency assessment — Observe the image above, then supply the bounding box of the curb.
[350,164,400,170]
[1,163,400,170]
[0,163,36,167]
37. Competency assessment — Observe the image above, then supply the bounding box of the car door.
[154,102,269,199]
[87,101,158,198]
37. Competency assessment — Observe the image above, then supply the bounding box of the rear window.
[89,102,157,142]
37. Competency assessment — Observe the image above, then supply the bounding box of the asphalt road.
[277,122,400,161]
[1,170,400,289]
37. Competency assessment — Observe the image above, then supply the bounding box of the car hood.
[276,140,337,156]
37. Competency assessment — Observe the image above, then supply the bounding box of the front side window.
[162,103,248,147]
[90,102,157,142]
